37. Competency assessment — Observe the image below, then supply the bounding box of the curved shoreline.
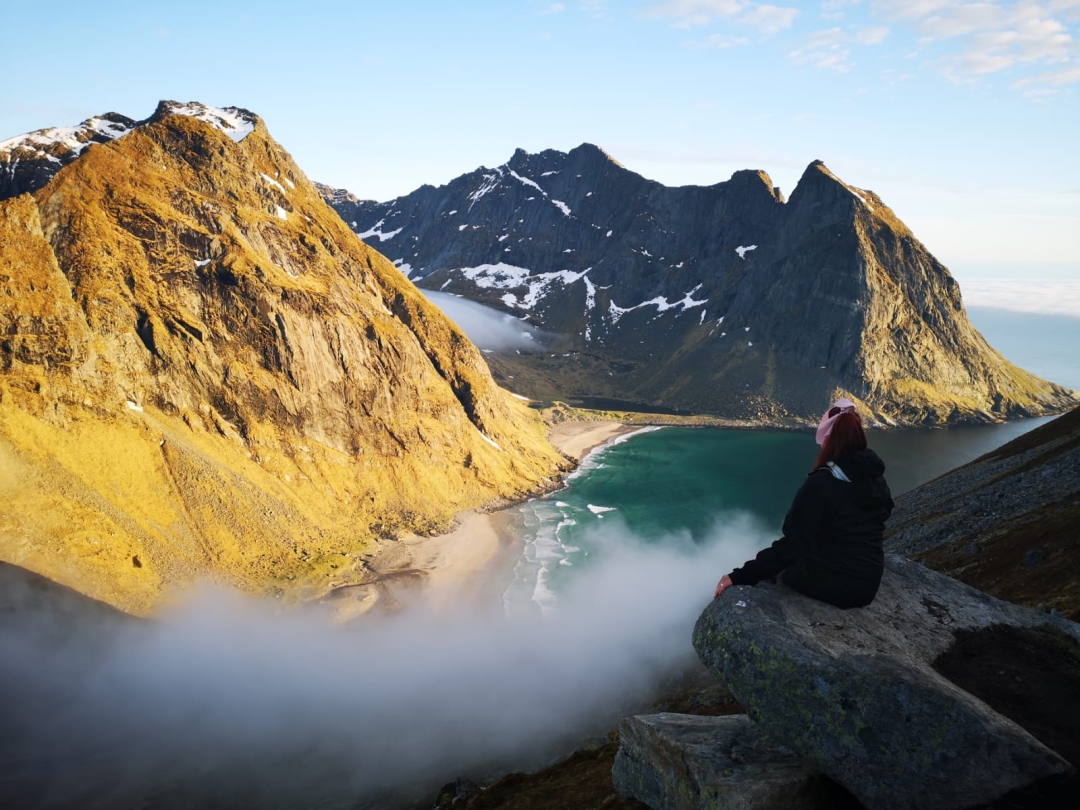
[323,420,638,621]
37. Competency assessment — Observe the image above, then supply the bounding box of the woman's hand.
[713,574,734,599]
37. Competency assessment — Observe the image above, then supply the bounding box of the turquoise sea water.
[501,304,1079,615]
[503,417,1056,613]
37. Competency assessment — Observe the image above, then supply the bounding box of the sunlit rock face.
[321,147,1075,425]
[0,103,566,613]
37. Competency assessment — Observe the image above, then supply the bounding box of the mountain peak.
[319,146,1073,426]
[727,169,785,203]
[788,159,875,212]
[0,106,565,611]
[147,100,261,142]
[0,101,265,200]
[569,142,625,169]
[0,112,137,160]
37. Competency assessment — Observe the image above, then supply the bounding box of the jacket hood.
[832,448,886,482]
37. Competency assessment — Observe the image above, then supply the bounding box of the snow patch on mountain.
[509,169,547,196]
[457,263,593,311]
[608,285,708,325]
[0,116,133,160]
[848,187,874,210]
[261,173,286,193]
[357,219,403,242]
[162,102,256,142]
[735,245,757,259]
[469,168,504,206]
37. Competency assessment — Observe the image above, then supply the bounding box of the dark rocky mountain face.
[320,145,1076,424]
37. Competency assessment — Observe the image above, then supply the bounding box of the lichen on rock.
[692,555,1079,810]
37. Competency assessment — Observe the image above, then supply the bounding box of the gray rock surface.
[692,555,1079,810]
[613,713,825,810]
[886,407,1080,558]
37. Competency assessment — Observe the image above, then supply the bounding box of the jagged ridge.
[320,146,1076,425]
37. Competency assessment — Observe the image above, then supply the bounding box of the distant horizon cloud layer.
[422,290,543,351]
[0,517,767,806]
[958,278,1080,317]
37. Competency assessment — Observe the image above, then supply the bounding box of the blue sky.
[2,1,1078,303]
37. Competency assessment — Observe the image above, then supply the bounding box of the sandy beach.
[547,419,641,461]
[324,420,636,621]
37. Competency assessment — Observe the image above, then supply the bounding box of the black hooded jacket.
[728,448,894,608]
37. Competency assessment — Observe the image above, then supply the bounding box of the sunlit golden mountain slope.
[0,102,566,614]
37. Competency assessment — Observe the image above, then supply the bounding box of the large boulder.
[612,713,827,810]
[692,555,1079,810]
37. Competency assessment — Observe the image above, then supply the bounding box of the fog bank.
[422,290,542,351]
[0,515,769,808]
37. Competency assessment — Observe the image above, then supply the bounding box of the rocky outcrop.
[320,147,1075,425]
[612,713,827,810]
[886,405,1080,620]
[0,103,566,614]
[0,103,261,202]
[0,112,138,199]
[692,555,1079,810]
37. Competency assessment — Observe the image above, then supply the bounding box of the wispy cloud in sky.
[647,0,800,36]
[786,23,889,72]
[875,0,1080,94]
[688,32,751,47]
[646,1,1078,93]
[789,26,855,71]
[1,0,1076,266]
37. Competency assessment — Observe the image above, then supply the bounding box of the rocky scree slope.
[320,145,1074,425]
[0,102,565,614]
[886,404,1080,620]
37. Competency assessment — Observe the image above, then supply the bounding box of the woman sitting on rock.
[713,399,894,609]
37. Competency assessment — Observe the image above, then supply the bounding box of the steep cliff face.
[0,103,565,614]
[321,146,1074,424]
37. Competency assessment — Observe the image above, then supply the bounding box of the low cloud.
[423,290,543,351]
[958,278,1080,316]
[0,517,769,806]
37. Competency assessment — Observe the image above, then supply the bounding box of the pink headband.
[815,398,857,445]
